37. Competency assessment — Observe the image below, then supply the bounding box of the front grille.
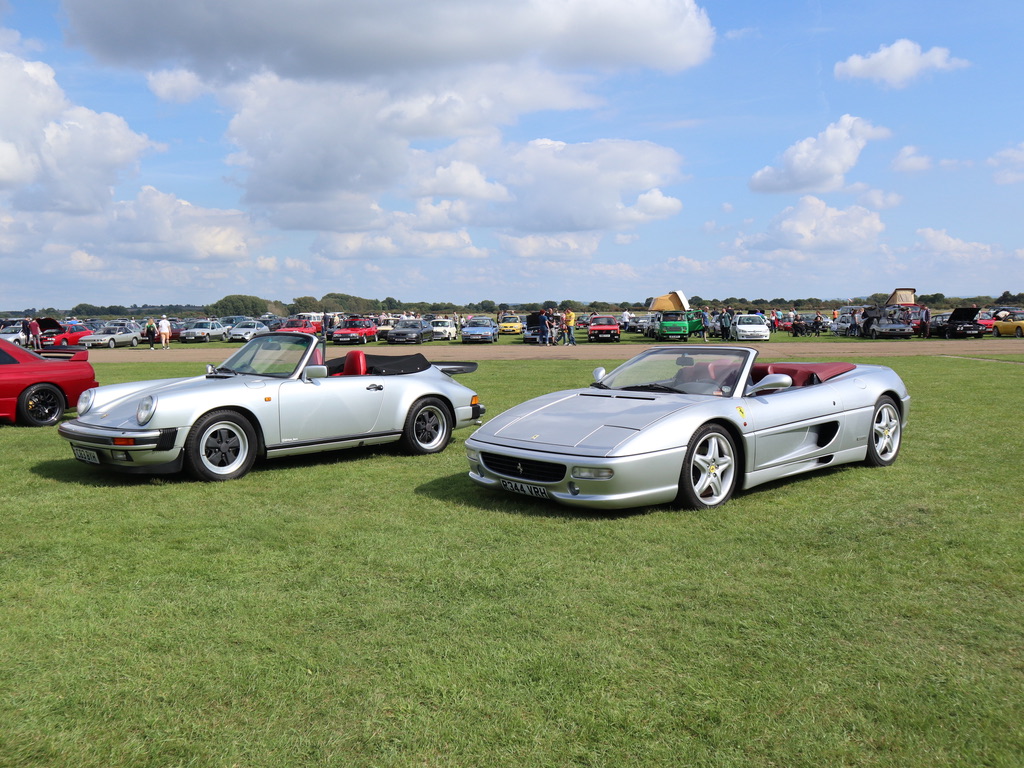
[482,452,566,483]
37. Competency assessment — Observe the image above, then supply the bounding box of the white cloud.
[499,232,603,260]
[914,228,994,264]
[738,196,885,255]
[0,52,155,213]
[749,115,891,193]
[835,39,969,89]
[892,145,932,172]
[62,0,715,79]
[416,160,511,202]
[147,68,210,103]
[856,187,903,210]
[987,143,1024,184]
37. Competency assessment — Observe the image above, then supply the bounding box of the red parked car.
[280,318,319,334]
[331,317,378,344]
[0,339,98,426]
[41,320,93,347]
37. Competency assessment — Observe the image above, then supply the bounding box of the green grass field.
[2,351,1022,767]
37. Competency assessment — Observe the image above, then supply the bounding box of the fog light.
[111,450,129,461]
[568,482,580,496]
[466,447,479,461]
[571,467,613,480]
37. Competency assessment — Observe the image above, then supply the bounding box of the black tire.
[17,383,65,427]
[399,397,452,455]
[993,327,1001,337]
[1017,328,1023,338]
[865,396,901,467]
[945,328,953,340]
[870,329,879,340]
[107,338,116,348]
[60,339,69,347]
[130,337,139,347]
[183,410,258,481]
[674,424,738,510]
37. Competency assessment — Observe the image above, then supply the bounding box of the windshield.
[344,320,371,328]
[396,320,421,329]
[737,316,764,325]
[599,347,751,397]
[218,334,313,377]
[590,316,616,325]
[98,326,122,334]
[467,318,491,327]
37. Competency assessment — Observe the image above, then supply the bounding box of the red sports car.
[41,320,93,347]
[0,339,98,426]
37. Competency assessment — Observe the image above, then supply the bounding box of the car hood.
[475,389,703,454]
[80,374,271,428]
[949,307,981,322]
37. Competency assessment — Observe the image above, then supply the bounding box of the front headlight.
[136,395,157,425]
[77,388,96,415]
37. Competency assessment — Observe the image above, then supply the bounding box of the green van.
[653,310,703,341]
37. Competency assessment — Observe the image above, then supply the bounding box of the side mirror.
[747,373,793,395]
[592,367,606,382]
[302,365,328,381]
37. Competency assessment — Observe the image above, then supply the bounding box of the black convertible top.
[364,353,431,375]
[326,351,432,376]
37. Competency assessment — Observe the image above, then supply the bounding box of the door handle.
[366,383,383,391]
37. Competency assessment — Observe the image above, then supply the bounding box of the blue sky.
[1,0,1021,310]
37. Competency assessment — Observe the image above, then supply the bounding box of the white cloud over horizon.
[834,39,969,89]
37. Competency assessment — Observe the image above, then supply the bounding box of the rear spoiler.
[38,346,89,362]
[434,362,478,376]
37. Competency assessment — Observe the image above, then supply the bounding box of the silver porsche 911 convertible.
[466,345,909,510]
[59,332,484,481]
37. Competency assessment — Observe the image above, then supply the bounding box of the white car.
[228,320,269,342]
[180,320,228,343]
[431,318,458,341]
[58,332,485,481]
[729,314,771,341]
[80,323,143,348]
[0,325,27,346]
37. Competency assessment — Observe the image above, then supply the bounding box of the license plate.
[72,446,100,464]
[501,479,550,499]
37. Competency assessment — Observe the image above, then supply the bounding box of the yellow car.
[499,315,525,334]
[992,311,1024,338]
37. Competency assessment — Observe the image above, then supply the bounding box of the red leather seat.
[342,349,367,376]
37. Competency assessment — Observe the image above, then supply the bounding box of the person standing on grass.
[144,318,158,349]
[28,317,42,350]
[158,315,171,349]
[563,307,577,346]
[719,307,732,340]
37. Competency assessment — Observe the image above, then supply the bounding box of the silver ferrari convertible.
[59,332,484,481]
[466,345,909,510]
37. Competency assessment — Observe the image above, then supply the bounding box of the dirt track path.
[85,337,1019,365]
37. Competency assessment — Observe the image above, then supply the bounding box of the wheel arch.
[700,416,748,479]
[191,405,267,458]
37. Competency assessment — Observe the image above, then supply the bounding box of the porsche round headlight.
[77,388,95,415]
[136,395,157,425]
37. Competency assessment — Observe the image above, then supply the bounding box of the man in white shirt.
[157,315,172,349]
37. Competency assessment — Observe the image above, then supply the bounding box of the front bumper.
[58,420,185,474]
[465,438,684,510]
